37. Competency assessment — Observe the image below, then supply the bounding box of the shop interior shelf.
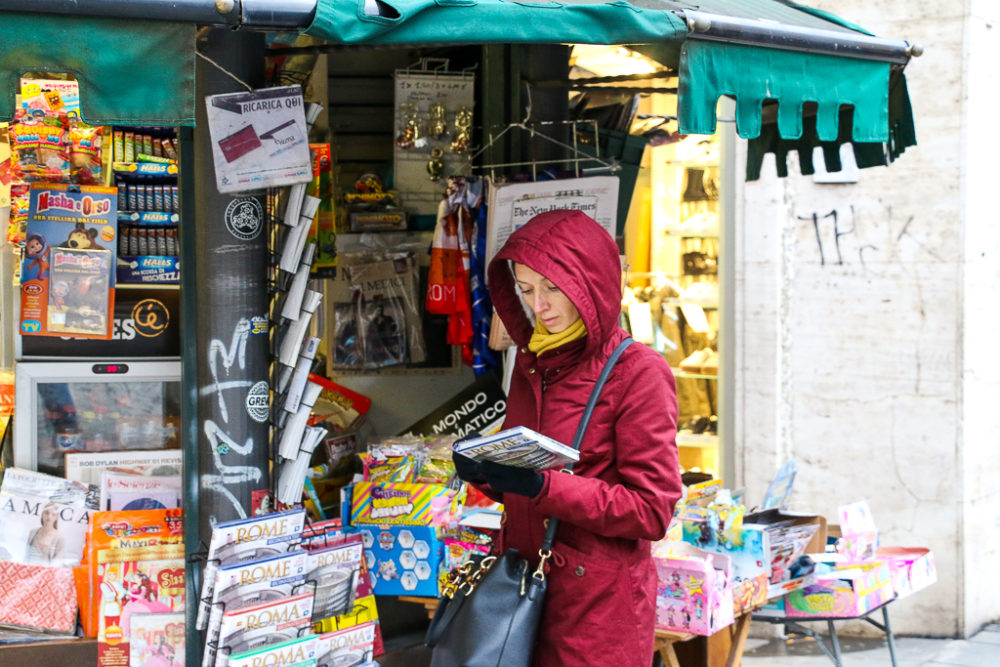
[672,367,718,380]
[665,160,719,169]
[664,231,719,238]
[662,298,718,310]
[676,432,718,448]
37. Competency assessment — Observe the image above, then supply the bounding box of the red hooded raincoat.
[485,210,682,666]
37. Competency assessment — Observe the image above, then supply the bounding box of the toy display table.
[752,597,898,667]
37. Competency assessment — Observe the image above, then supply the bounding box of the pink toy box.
[784,557,894,618]
[876,547,936,599]
[652,541,735,636]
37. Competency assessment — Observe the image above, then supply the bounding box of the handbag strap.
[539,337,634,553]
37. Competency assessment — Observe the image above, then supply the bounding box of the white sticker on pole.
[205,85,312,193]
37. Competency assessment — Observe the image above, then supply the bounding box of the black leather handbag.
[425,338,634,667]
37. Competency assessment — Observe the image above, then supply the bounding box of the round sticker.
[245,380,270,423]
[224,197,264,241]
[131,298,170,338]
[101,225,116,242]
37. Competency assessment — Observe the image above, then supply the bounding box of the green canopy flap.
[0,12,196,126]
[305,0,687,46]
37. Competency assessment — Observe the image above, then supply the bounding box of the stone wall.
[733,0,998,637]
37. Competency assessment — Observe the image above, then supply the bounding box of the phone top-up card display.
[206,86,312,193]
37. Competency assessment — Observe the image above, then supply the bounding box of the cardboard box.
[653,542,735,636]
[355,524,442,597]
[876,547,936,599]
[732,572,769,615]
[348,481,455,526]
[784,558,894,618]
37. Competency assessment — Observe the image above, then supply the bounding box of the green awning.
[305,0,916,178]
[306,0,688,46]
[0,12,196,126]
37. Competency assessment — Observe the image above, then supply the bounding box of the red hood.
[487,209,622,359]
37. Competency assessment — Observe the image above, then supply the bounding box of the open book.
[453,426,579,471]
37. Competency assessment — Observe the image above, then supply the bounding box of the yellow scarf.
[528,318,587,355]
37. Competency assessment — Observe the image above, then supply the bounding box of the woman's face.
[42,506,58,528]
[513,263,580,334]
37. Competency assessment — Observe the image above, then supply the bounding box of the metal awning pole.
[0,0,319,29]
[681,9,922,64]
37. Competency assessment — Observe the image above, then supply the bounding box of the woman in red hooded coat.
[453,209,682,666]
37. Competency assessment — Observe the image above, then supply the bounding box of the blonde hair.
[40,503,60,529]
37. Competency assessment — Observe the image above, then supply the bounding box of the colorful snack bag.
[11,111,71,182]
[69,122,103,185]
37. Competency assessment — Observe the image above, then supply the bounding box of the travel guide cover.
[453,425,579,470]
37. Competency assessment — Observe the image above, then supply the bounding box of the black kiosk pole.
[183,26,272,667]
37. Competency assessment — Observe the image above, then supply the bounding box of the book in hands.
[453,426,579,471]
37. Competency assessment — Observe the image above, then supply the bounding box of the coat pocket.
[547,539,636,632]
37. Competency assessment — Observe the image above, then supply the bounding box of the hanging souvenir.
[395,103,421,150]
[428,103,448,139]
[450,106,473,155]
[427,147,445,181]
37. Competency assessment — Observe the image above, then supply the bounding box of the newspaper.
[0,467,89,508]
[484,175,619,269]
[453,425,579,470]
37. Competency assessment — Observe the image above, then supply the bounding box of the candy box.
[348,481,455,526]
[354,524,442,597]
[652,541,734,636]
[875,547,936,599]
[784,557,894,618]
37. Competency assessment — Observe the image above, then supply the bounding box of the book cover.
[305,542,362,623]
[79,509,184,638]
[0,466,90,507]
[316,622,376,667]
[196,508,306,631]
[453,425,579,470]
[215,592,315,667]
[0,490,90,567]
[128,612,185,667]
[65,450,183,488]
[227,635,317,667]
[101,472,182,512]
[97,544,185,667]
[202,550,309,667]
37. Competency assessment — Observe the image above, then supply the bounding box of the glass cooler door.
[14,362,181,476]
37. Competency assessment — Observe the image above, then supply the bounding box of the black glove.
[452,452,485,484]
[479,460,544,498]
